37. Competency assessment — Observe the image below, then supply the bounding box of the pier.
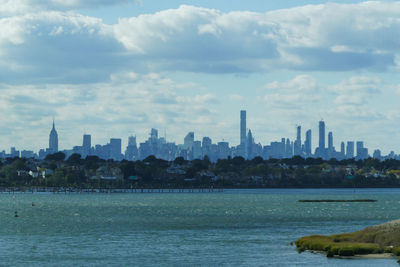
[0,187,224,194]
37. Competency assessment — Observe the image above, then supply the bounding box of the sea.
[1,188,399,266]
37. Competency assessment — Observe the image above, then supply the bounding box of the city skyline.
[1,110,394,162]
[1,1,400,154]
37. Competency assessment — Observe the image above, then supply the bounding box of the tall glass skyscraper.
[240,110,246,146]
[83,134,91,151]
[240,110,247,157]
[305,129,312,157]
[346,141,355,158]
[319,120,325,150]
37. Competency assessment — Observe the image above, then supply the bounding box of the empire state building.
[49,120,58,152]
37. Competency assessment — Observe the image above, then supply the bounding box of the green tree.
[45,152,66,162]
[67,153,82,165]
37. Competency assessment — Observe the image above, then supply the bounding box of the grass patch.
[296,219,400,263]
[295,235,384,257]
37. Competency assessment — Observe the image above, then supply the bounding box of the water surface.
[1,188,399,266]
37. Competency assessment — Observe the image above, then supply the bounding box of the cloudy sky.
[1,0,400,154]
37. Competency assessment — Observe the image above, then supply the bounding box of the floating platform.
[298,199,377,202]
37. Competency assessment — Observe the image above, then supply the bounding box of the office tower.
[340,142,345,156]
[316,120,326,158]
[10,147,19,158]
[110,138,122,160]
[328,132,333,151]
[285,138,292,157]
[356,141,368,159]
[297,126,301,144]
[373,149,381,160]
[346,141,354,158]
[193,141,202,159]
[151,128,158,140]
[21,150,34,159]
[356,141,363,157]
[184,132,194,150]
[240,110,246,146]
[83,134,91,155]
[294,125,301,156]
[125,135,138,161]
[217,141,230,159]
[239,110,247,157]
[247,129,254,159]
[202,137,212,159]
[305,129,312,157]
[49,120,58,152]
[319,121,325,151]
[128,135,136,146]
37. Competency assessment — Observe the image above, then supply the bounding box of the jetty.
[298,199,377,203]
[0,187,224,194]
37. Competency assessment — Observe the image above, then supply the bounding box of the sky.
[1,0,400,154]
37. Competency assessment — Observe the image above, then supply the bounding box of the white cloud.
[112,2,400,72]
[0,0,137,16]
[261,75,321,109]
[229,94,244,102]
[1,3,400,83]
[0,73,220,150]
[264,75,318,93]
[330,76,382,105]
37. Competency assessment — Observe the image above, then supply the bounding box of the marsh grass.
[295,235,383,257]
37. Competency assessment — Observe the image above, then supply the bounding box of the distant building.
[340,142,345,158]
[21,150,35,159]
[317,120,325,158]
[305,129,312,157]
[10,147,19,158]
[184,132,194,150]
[373,149,381,160]
[346,141,355,159]
[82,134,91,156]
[240,110,247,157]
[193,141,202,159]
[294,126,302,156]
[49,120,58,153]
[125,135,138,161]
[110,138,122,160]
[247,129,254,159]
[356,141,368,160]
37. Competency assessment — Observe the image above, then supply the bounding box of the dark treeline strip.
[1,153,400,189]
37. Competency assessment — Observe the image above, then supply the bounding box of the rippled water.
[1,189,400,266]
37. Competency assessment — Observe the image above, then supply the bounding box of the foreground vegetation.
[295,219,400,262]
[2,152,400,188]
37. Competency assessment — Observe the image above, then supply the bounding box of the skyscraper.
[125,135,138,161]
[82,134,91,155]
[150,128,158,140]
[294,125,301,156]
[328,132,333,151]
[49,120,58,152]
[110,138,122,160]
[184,132,194,150]
[316,120,326,158]
[319,121,325,151]
[356,141,368,159]
[240,110,247,157]
[305,129,312,157]
[340,142,345,157]
[247,129,254,159]
[346,141,354,158]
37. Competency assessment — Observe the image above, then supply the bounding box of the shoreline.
[2,187,400,194]
[309,250,395,259]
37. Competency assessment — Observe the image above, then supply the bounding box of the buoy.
[32,202,35,206]
[14,211,18,218]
